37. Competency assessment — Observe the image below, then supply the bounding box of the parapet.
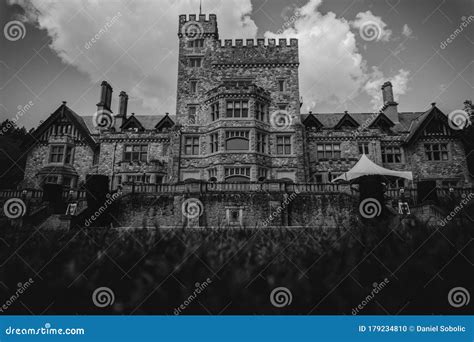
[178,14,218,38]
[212,38,299,66]
[218,38,298,48]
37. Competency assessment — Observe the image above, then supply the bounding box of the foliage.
[0,220,472,315]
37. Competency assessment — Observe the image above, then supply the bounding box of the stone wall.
[22,142,95,189]
[97,131,171,188]
[112,192,357,229]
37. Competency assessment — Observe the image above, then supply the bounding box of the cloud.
[351,10,392,42]
[9,0,257,114]
[265,0,407,111]
[10,0,409,115]
[363,68,410,109]
[402,24,413,38]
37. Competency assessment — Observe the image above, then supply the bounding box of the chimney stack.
[97,81,113,113]
[116,91,128,129]
[381,81,399,124]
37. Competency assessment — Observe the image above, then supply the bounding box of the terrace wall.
[112,192,358,229]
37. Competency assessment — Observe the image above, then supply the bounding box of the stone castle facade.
[22,14,473,192]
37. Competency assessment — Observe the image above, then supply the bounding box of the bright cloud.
[265,0,408,111]
[363,68,410,109]
[10,0,410,114]
[402,24,413,38]
[9,0,257,114]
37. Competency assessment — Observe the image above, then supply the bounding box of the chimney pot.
[431,102,436,107]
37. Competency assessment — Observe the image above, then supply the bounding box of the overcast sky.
[0,0,472,129]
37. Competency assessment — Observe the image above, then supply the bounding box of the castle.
[21,14,473,194]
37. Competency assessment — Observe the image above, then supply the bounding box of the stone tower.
[175,13,305,183]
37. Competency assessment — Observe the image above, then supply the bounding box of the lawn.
[0,220,472,315]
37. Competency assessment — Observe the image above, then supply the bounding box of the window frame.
[424,143,449,161]
[226,100,249,118]
[211,102,220,121]
[358,142,369,155]
[381,146,402,164]
[190,80,197,94]
[276,135,292,155]
[316,143,341,160]
[278,79,286,92]
[189,57,202,68]
[225,130,250,151]
[256,132,267,153]
[49,144,74,165]
[124,144,148,162]
[184,136,200,156]
[210,133,219,153]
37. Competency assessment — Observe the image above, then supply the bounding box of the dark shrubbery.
[0,220,472,315]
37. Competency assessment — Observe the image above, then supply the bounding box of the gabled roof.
[302,113,323,128]
[405,106,454,144]
[155,114,175,131]
[301,111,424,133]
[31,103,96,147]
[81,114,176,133]
[121,114,145,131]
[369,112,395,129]
[334,113,360,129]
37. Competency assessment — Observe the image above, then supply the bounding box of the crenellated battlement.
[178,13,218,38]
[212,37,299,66]
[178,13,217,23]
[217,38,298,48]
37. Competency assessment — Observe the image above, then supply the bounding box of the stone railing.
[120,182,355,195]
[0,189,87,201]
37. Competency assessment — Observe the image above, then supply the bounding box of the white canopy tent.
[331,154,413,183]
